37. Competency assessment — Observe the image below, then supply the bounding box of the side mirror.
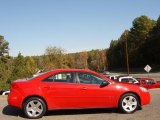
[100,81,109,88]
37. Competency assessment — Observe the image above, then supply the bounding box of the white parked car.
[2,90,10,95]
[117,76,139,84]
[105,75,119,81]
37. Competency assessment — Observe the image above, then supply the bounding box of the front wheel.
[119,93,139,113]
[23,97,46,119]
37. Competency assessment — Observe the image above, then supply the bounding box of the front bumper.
[140,92,150,106]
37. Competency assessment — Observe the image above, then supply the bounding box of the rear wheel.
[119,93,139,113]
[23,97,46,119]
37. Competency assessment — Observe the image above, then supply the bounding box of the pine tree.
[0,35,9,56]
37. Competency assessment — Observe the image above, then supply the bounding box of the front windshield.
[132,77,139,83]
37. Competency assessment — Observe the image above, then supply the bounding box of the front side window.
[77,72,104,85]
[43,72,75,83]
[128,78,135,83]
[121,78,129,83]
[142,80,146,84]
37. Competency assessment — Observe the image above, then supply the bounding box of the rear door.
[41,72,81,109]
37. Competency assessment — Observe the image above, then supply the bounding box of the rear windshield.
[26,72,48,80]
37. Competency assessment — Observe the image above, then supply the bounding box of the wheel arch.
[118,92,141,106]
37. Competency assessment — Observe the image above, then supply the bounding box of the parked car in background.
[116,75,139,84]
[0,90,10,95]
[136,77,160,89]
[2,90,10,95]
[105,75,119,81]
[8,69,150,119]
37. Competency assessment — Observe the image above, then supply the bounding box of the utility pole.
[125,37,130,76]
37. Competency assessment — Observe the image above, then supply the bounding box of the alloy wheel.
[26,100,43,117]
[121,95,138,112]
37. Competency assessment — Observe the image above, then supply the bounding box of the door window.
[142,80,146,84]
[43,72,76,83]
[77,72,104,84]
[146,79,155,84]
[121,78,129,82]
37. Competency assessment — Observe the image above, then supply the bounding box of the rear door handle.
[43,86,53,89]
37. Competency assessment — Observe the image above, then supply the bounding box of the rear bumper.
[140,92,150,106]
[8,91,23,108]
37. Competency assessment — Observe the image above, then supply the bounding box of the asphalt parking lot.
[0,89,160,120]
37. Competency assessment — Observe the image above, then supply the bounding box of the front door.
[75,72,114,108]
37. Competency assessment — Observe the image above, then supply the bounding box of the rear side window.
[43,72,75,83]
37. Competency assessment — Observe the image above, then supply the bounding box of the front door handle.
[81,87,87,90]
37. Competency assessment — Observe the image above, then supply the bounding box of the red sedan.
[137,77,160,89]
[8,69,150,119]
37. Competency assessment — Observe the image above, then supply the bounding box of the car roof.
[32,69,114,83]
[117,75,133,79]
[48,69,100,74]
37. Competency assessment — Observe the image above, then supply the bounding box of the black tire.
[23,97,46,119]
[119,93,139,114]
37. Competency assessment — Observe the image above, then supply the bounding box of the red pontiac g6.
[8,69,150,119]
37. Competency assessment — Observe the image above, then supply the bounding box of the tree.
[8,53,26,82]
[63,54,75,68]
[0,62,11,88]
[74,51,88,69]
[129,16,155,45]
[0,57,13,88]
[0,35,9,56]
[44,46,66,70]
[96,50,106,72]
[0,36,11,89]
[140,16,160,65]
[107,39,126,69]
[25,56,37,77]
[87,49,106,72]
[107,15,159,70]
[128,15,156,66]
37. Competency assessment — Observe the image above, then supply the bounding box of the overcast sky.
[0,0,160,56]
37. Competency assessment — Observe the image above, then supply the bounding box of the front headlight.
[140,87,148,92]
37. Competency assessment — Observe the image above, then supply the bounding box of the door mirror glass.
[100,80,109,88]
